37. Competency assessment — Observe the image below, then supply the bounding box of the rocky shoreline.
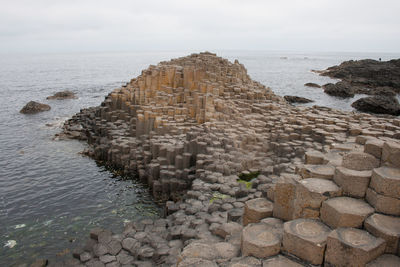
[30,53,400,266]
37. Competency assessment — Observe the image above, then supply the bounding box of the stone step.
[366,187,400,216]
[323,151,343,166]
[304,150,324,165]
[342,152,380,171]
[333,166,372,198]
[243,198,273,226]
[364,213,400,254]
[364,139,385,159]
[366,254,400,267]
[294,178,342,218]
[369,166,400,198]
[282,218,331,265]
[320,197,374,228]
[241,221,282,258]
[299,164,335,179]
[382,141,400,168]
[325,228,386,267]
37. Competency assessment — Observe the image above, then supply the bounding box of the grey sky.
[1,0,399,53]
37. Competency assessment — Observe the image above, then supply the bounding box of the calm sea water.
[0,50,399,266]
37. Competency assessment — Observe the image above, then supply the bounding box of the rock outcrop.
[20,101,51,114]
[47,53,400,267]
[352,96,400,116]
[47,90,77,100]
[284,95,313,104]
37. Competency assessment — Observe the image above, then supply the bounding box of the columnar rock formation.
[54,53,400,267]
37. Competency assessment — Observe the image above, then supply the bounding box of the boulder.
[323,81,355,97]
[304,82,321,88]
[47,90,77,100]
[351,96,400,116]
[284,95,314,104]
[20,101,51,114]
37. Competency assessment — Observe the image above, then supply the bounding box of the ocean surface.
[1,50,399,265]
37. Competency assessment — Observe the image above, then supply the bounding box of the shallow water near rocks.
[1,50,399,265]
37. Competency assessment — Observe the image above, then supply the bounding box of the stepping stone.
[241,222,282,258]
[369,166,400,198]
[262,255,304,267]
[366,188,400,216]
[333,166,372,198]
[325,228,386,267]
[320,197,374,228]
[294,178,342,218]
[364,139,384,159]
[323,151,343,166]
[342,152,380,171]
[214,222,243,239]
[243,198,273,225]
[282,218,331,265]
[305,150,324,164]
[299,164,335,179]
[382,141,400,168]
[364,213,400,254]
[366,254,400,267]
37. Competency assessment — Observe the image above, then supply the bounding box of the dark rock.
[20,101,51,114]
[351,95,400,115]
[323,81,355,97]
[304,82,321,88]
[47,90,77,100]
[284,95,314,104]
[30,259,48,267]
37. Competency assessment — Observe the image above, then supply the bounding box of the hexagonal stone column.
[282,218,331,265]
[243,198,273,226]
[294,178,342,218]
[320,197,374,228]
[333,166,372,198]
[382,141,400,168]
[325,228,386,267]
[241,222,282,258]
[262,255,304,267]
[366,188,400,216]
[369,166,400,199]
[299,164,335,179]
[305,150,324,165]
[342,152,380,171]
[364,139,384,159]
[366,254,400,267]
[365,213,400,254]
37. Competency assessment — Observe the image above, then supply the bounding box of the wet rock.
[352,95,400,116]
[323,81,354,98]
[304,82,321,88]
[284,95,314,104]
[20,101,51,114]
[47,90,77,100]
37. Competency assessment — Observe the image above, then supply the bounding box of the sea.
[1,50,399,266]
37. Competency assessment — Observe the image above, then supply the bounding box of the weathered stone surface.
[273,177,296,221]
[382,141,400,168]
[299,164,335,179]
[241,222,282,258]
[227,256,262,267]
[243,198,273,225]
[333,166,371,198]
[364,139,385,159]
[20,101,51,114]
[282,219,331,265]
[177,258,218,267]
[366,188,400,216]
[364,213,400,254]
[262,255,305,266]
[47,90,77,100]
[325,228,386,267]
[320,197,374,228]
[305,150,324,165]
[370,166,400,198]
[214,222,243,239]
[294,178,341,218]
[342,152,380,171]
[366,254,400,267]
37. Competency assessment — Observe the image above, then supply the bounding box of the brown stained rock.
[294,178,342,218]
[262,255,305,267]
[364,213,400,254]
[342,152,380,171]
[365,139,385,159]
[382,141,400,168]
[273,178,296,221]
[325,228,386,267]
[299,164,335,179]
[333,166,372,198]
[366,188,400,216]
[366,254,400,267]
[241,223,282,258]
[282,219,331,265]
[305,150,324,165]
[370,166,400,198]
[320,197,374,228]
[243,198,273,226]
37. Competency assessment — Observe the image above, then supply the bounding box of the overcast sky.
[1,0,399,53]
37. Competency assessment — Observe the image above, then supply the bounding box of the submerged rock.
[20,101,51,114]
[284,95,313,104]
[47,90,77,100]
[351,96,400,115]
[304,82,321,88]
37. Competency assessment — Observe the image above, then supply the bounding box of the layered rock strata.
[51,53,400,267]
